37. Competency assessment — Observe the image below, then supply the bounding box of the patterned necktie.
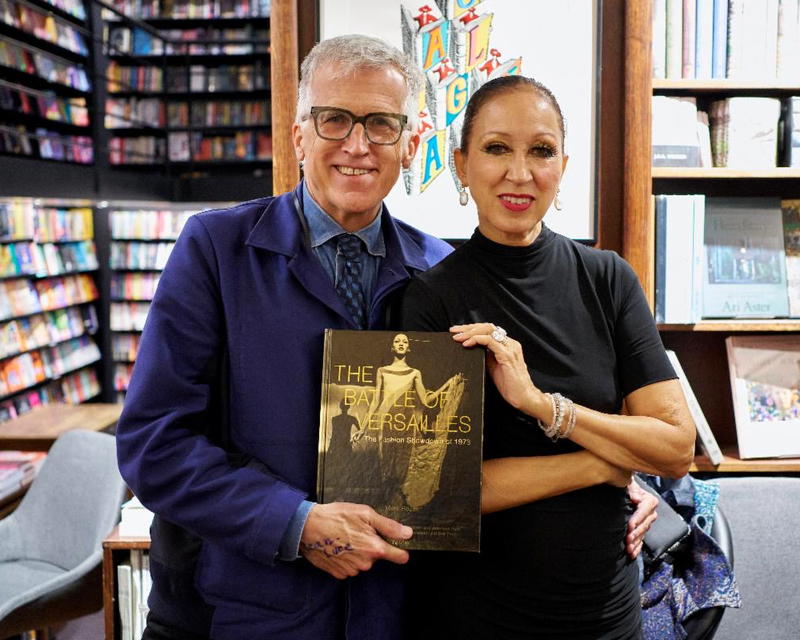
[336,234,367,328]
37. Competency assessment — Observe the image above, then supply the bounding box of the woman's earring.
[554,188,563,211]
[299,160,305,170]
[458,186,469,206]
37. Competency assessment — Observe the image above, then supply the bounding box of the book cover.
[317,330,484,552]
[703,197,789,318]
[652,96,702,167]
[782,199,800,317]
[726,335,800,458]
[665,349,723,464]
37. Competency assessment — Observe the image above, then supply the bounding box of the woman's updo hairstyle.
[459,75,566,154]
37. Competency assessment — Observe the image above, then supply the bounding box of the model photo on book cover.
[317,329,484,551]
[726,335,800,459]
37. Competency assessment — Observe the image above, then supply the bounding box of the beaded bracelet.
[537,392,577,441]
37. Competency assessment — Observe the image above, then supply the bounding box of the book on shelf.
[665,349,723,464]
[652,96,702,167]
[703,197,789,318]
[116,562,133,640]
[784,96,800,168]
[724,97,781,169]
[654,194,705,323]
[317,330,484,552]
[782,199,800,317]
[726,334,800,459]
[119,495,154,537]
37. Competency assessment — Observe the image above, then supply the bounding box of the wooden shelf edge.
[659,320,800,331]
[692,448,800,472]
[652,167,800,178]
[653,78,800,91]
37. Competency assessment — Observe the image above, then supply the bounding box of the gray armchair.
[0,429,127,639]
[713,476,800,640]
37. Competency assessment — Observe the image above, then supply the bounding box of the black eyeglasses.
[309,106,408,145]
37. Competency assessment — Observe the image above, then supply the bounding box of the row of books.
[106,61,162,93]
[0,124,93,164]
[167,98,267,127]
[111,241,174,270]
[110,301,150,331]
[0,203,94,243]
[106,97,269,129]
[114,361,133,391]
[108,134,163,164]
[0,334,101,399]
[655,196,800,322]
[0,366,100,422]
[0,273,98,321]
[167,130,271,161]
[112,332,140,361]
[652,95,798,168]
[171,63,267,93]
[117,549,151,640]
[110,208,192,240]
[106,61,266,94]
[652,0,800,80]
[0,450,45,502]
[0,38,91,91]
[41,0,85,21]
[105,0,270,19]
[105,97,163,129]
[0,239,98,278]
[0,304,98,360]
[0,85,90,126]
[107,25,269,56]
[0,0,89,56]
[111,272,160,300]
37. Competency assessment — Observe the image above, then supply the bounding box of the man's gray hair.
[295,34,422,131]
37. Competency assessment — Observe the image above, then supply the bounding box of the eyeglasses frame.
[308,106,409,145]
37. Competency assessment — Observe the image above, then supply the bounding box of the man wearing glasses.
[117,34,656,640]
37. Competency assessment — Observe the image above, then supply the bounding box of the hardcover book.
[726,335,800,459]
[317,329,485,551]
[703,197,789,318]
[665,349,723,465]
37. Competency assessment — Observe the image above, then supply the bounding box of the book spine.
[664,195,695,323]
[654,195,667,324]
[316,328,333,501]
[665,349,724,465]
[695,0,714,78]
[653,0,668,78]
[682,0,697,78]
[666,0,684,78]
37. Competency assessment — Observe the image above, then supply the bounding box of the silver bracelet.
[562,398,577,439]
[538,392,565,440]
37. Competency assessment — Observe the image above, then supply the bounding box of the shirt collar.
[302,183,386,257]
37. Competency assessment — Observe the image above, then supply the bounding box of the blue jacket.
[116,185,452,640]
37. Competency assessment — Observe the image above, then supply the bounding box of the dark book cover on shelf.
[317,329,485,552]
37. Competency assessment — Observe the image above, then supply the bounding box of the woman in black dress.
[401,76,696,639]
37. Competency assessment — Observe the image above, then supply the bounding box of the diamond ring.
[491,325,508,345]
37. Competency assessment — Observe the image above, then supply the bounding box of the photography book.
[665,349,723,465]
[317,329,485,551]
[725,335,800,459]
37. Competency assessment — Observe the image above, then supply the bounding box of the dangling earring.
[458,185,469,206]
[299,160,305,170]
[554,188,563,211]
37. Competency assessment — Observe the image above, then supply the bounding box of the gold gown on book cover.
[318,330,483,551]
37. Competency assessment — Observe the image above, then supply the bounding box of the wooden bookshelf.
[623,2,800,470]
[102,526,150,640]
[653,168,800,179]
[692,448,800,473]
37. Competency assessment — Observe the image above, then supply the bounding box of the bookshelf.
[0,197,103,421]
[101,0,272,171]
[102,526,150,640]
[104,200,227,399]
[623,2,800,471]
[0,0,94,164]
